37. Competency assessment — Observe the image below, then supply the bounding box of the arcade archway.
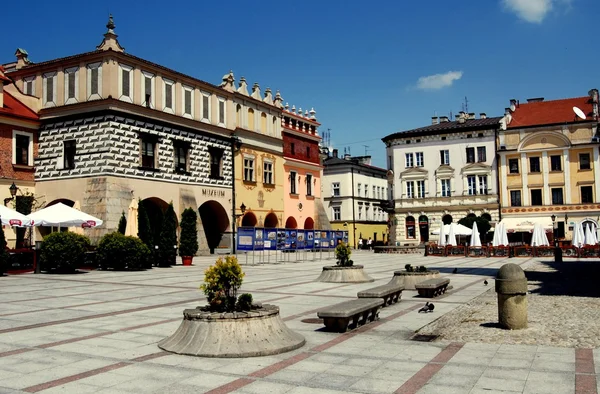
[303,217,315,229]
[199,200,230,254]
[264,212,278,228]
[141,197,176,247]
[241,212,257,227]
[285,216,298,229]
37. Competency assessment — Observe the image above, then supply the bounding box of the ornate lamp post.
[4,182,18,206]
[551,214,556,247]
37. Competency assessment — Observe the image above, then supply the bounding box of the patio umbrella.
[572,221,585,248]
[499,223,509,246]
[491,224,500,247]
[68,201,85,235]
[470,222,482,247]
[531,223,549,247]
[447,223,458,246]
[0,204,33,227]
[437,224,446,247]
[124,198,138,237]
[584,223,595,246]
[431,223,472,235]
[26,203,103,229]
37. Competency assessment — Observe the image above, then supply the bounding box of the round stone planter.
[158,304,305,358]
[390,270,440,290]
[315,265,374,283]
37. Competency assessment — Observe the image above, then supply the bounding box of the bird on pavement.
[484,280,488,286]
[428,302,435,312]
[418,302,435,313]
[452,268,458,274]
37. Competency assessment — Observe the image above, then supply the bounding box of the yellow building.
[498,90,600,243]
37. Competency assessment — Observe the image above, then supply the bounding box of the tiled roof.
[382,117,501,142]
[0,91,39,121]
[507,97,594,129]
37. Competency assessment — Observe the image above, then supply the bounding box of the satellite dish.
[510,103,516,112]
[573,106,586,120]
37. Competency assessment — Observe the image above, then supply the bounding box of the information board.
[237,227,255,251]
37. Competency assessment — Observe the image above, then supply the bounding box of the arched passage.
[303,217,314,229]
[442,214,453,225]
[141,197,176,247]
[241,212,257,227]
[418,215,429,243]
[285,216,298,229]
[199,200,230,254]
[264,212,278,228]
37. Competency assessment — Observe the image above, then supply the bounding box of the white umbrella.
[584,223,595,246]
[447,223,458,246]
[572,221,585,248]
[431,223,473,236]
[499,223,509,246]
[491,224,500,247]
[591,223,598,245]
[531,223,549,247]
[68,201,85,235]
[470,221,482,247]
[26,203,103,229]
[0,205,32,227]
[437,224,446,247]
[124,198,138,237]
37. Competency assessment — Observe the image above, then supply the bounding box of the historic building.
[498,90,600,242]
[281,104,323,230]
[0,66,40,248]
[3,17,235,253]
[321,150,388,248]
[382,112,501,245]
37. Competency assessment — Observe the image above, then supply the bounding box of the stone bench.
[317,298,384,333]
[415,278,450,298]
[357,283,404,306]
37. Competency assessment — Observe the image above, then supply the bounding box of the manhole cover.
[301,318,323,324]
[411,334,439,342]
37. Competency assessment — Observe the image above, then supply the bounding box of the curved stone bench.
[317,298,384,332]
[315,265,374,283]
[415,278,450,298]
[158,304,305,357]
[357,283,404,306]
[389,270,440,290]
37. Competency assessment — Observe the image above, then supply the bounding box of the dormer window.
[64,67,78,105]
[182,85,194,119]
[42,72,57,107]
[142,71,155,109]
[118,63,133,103]
[86,62,102,100]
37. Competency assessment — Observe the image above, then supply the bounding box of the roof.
[323,156,387,175]
[507,96,595,129]
[382,117,501,142]
[0,91,39,121]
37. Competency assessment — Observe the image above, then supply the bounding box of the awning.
[500,217,553,233]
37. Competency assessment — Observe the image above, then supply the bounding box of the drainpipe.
[351,166,357,248]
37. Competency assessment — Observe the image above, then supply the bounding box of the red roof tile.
[0,91,39,121]
[507,96,594,128]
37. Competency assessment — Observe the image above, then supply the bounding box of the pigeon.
[428,302,435,312]
[452,268,458,274]
[484,280,488,286]
[418,302,435,313]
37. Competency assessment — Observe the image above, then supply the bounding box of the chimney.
[14,48,31,70]
[480,113,487,119]
[440,116,449,123]
[458,111,465,119]
[468,112,475,120]
[505,107,511,116]
[526,97,544,103]
[344,154,351,160]
[589,89,599,119]
[510,99,517,108]
[431,116,439,125]
[332,149,338,158]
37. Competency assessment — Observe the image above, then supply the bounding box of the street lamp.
[4,182,18,206]
[551,214,557,247]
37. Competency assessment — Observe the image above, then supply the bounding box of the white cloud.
[416,71,463,91]
[502,0,572,23]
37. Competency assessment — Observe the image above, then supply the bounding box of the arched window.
[261,113,267,133]
[236,104,242,127]
[247,108,255,130]
[406,216,416,239]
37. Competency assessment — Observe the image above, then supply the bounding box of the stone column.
[495,263,528,329]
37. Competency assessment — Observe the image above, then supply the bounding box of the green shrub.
[40,232,90,273]
[137,199,153,250]
[334,242,354,267]
[200,256,245,312]
[418,265,428,272]
[157,203,177,267]
[117,212,127,235]
[179,208,198,257]
[236,293,253,312]
[97,232,151,271]
[405,264,413,272]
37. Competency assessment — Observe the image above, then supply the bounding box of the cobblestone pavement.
[0,252,597,394]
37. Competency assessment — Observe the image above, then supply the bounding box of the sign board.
[237,227,255,251]
[296,230,306,249]
[254,228,264,251]
[306,230,314,249]
[265,229,277,250]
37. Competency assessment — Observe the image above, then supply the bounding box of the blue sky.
[2,0,597,168]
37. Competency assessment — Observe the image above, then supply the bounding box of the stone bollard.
[495,263,528,329]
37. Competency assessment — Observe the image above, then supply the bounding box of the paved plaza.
[0,251,597,394]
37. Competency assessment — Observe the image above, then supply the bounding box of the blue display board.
[237,227,255,251]
[343,231,349,245]
[276,229,286,250]
[306,230,314,249]
[287,230,298,250]
[254,228,264,251]
[265,229,278,250]
[320,231,330,249]
[296,230,306,249]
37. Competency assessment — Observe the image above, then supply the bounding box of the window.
[529,157,540,173]
[358,204,363,220]
[87,62,102,100]
[440,150,449,165]
[357,183,361,195]
[551,188,564,205]
[247,108,254,130]
[509,158,519,174]
[550,155,562,171]
[24,76,35,96]
[140,138,156,169]
[182,85,194,118]
[365,205,370,221]
[580,153,591,170]
[63,140,76,169]
[209,147,223,178]
[406,216,416,239]
[202,92,211,122]
[332,182,340,197]
[373,185,376,199]
[441,179,451,197]
[291,143,295,155]
[406,181,414,198]
[466,147,475,163]
[467,175,477,195]
[163,78,174,113]
[417,180,425,198]
[263,161,273,185]
[173,144,188,173]
[477,146,486,162]
[64,67,78,104]
[333,206,341,221]
[142,71,154,108]
[388,155,393,169]
[416,152,424,167]
[478,175,488,195]
[405,153,413,167]
[119,64,133,102]
[531,189,543,206]
[260,113,267,133]
[377,186,381,199]
[364,184,368,197]
[13,132,32,166]
[244,157,255,182]
[510,190,521,207]
[218,97,226,126]
[306,174,313,196]
[42,71,56,107]
[581,186,593,203]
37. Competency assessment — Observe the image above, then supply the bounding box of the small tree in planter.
[157,202,177,267]
[179,208,198,266]
[117,212,127,235]
[0,225,8,276]
[335,242,354,266]
[200,256,250,312]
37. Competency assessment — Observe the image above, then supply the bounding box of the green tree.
[117,212,127,235]
[137,199,153,251]
[0,225,8,276]
[200,256,245,312]
[158,202,177,267]
[458,215,491,244]
[179,208,199,257]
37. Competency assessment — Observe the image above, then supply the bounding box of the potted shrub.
[391,263,439,290]
[40,232,90,273]
[315,241,373,283]
[157,203,177,267]
[97,232,151,270]
[179,208,198,266]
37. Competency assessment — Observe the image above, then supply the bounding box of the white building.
[382,112,501,245]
